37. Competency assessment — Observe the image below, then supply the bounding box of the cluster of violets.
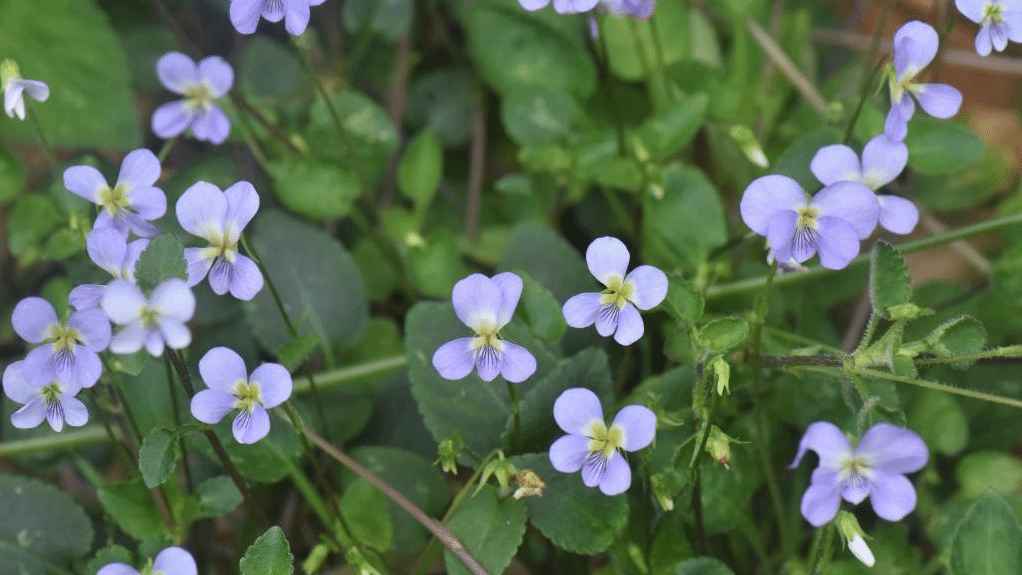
[0,2,973,571]
[742,20,964,272]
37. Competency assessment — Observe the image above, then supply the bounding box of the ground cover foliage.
[1,0,1022,574]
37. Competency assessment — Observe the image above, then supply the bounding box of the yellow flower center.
[140,307,160,328]
[837,453,874,483]
[233,380,263,413]
[185,82,215,112]
[40,381,63,407]
[469,318,505,353]
[586,421,625,460]
[598,275,636,310]
[47,324,82,354]
[984,3,1005,24]
[797,206,819,230]
[201,228,238,264]
[98,183,131,215]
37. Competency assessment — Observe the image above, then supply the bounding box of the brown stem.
[166,350,273,529]
[303,425,491,575]
[380,31,413,207]
[231,94,303,155]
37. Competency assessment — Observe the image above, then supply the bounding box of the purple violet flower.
[70,228,150,311]
[63,149,167,238]
[101,278,195,357]
[562,237,667,345]
[810,135,919,235]
[955,0,1022,56]
[791,421,929,526]
[152,52,233,144]
[548,387,656,495]
[11,297,110,389]
[230,0,326,36]
[432,272,537,383]
[1,59,49,120]
[97,546,197,575]
[190,347,293,444]
[518,0,600,13]
[605,0,656,18]
[740,175,880,270]
[885,21,963,141]
[175,181,264,300]
[3,361,89,432]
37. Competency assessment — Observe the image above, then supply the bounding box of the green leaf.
[0,0,141,147]
[869,241,912,319]
[277,332,320,372]
[405,301,553,458]
[509,453,628,554]
[306,90,398,187]
[240,526,294,575]
[643,164,727,270]
[915,148,1005,211]
[950,494,1022,575]
[906,117,984,176]
[7,195,59,259]
[97,479,170,540]
[499,221,592,302]
[342,0,413,41]
[444,486,528,575]
[909,391,968,456]
[601,0,689,81]
[513,348,612,454]
[239,37,300,98]
[698,317,749,353]
[195,476,243,519]
[650,514,694,574]
[0,147,25,203]
[139,427,179,489]
[676,557,736,575]
[639,93,709,160]
[0,474,93,574]
[340,478,393,552]
[43,227,84,260]
[135,234,187,292]
[955,451,1022,499]
[467,0,596,98]
[664,275,704,323]
[406,68,475,147]
[925,315,986,368]
[244,210,369,354]
[345,447,450,551]
[397,129,444,209]
[269,156,360,221]
[501,88,582,146]
[516,270,567,343]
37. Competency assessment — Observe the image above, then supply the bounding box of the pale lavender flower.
[548,387,655,495]
[885,21,963,141]
[791,421,928,526]
[70,228,150,311]
[230,0,326,36]
[956,0,1022,55]
[176,181,263,300]
[740,175,880,270]
[1,59,49,120]
[432,272,537,383]
[519,0,600,13]
[605,0,656,18]
[562,237,667,346]
[810,135,919,235]
[63,149,167,238]
[97,546,197,575]
[152,52,233,144]
[101,279,195,357]
[3,361,88,432]
[12,297,110,389]
[190,347,292,444]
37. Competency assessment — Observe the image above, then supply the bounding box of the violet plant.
[3,1,1022,574]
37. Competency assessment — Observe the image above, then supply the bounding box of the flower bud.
[435,436,463,475]
[512,469,545,499]
[650,470,685,511]
[709,355,731,395]
[835,511,875,567]
[475,453,516,495]
[705,426,732,469]
[345,548,383,575]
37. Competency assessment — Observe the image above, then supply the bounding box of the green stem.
[914,345,1022,365]
[26,108,57,177]
[853,367,1022,409]
[164,357,193,490]
[293,355,407,393]
[157,137,176,163]
[707,213,1022,299]
[852,311,879,355]
[596,15,628,157]
[599,186,637,240]
[843,60,888,144]
[506,381,522,452]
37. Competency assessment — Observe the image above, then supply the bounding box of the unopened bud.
[435,436,463,475]
[728,124,769,168]
[709,355,731,395]
[650,470,685,511]
[476,453,516,495]
[301,543,331,574]
[512,469,545,499]
[706,426,732,469]
[835,511,874,567]
[344,547,382,575]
